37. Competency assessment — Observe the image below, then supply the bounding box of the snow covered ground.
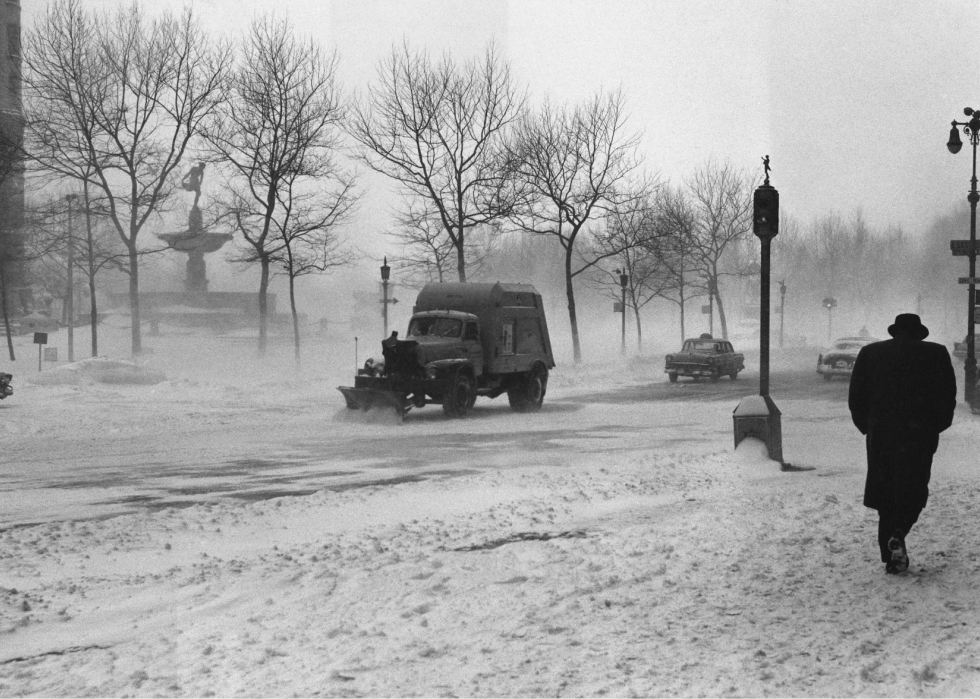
[2,322,980,697]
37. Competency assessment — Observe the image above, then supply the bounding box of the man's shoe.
[887,536,909,573]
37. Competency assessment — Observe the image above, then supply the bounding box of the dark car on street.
[0,371,11,400]
[817,336,878,381]
[665,334,745,382]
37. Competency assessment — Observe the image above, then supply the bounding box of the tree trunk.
[716,289,729,340]
[564,250,581,363]
[289,272,300,366]
[679,288,686,344]
[0,262,14,361]
[455,214,466,282]
[84,188,98,356]
[257,257,270,357]
[633,305,642,351]
[128,244,142,356]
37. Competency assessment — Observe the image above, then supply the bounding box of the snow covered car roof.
[828,337,878,351]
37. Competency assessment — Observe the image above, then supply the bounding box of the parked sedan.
[817,336,878,381]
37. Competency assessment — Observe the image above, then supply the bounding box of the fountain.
[158,162,233,293]
[110,162,278,333]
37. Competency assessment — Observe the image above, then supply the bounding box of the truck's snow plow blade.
[337,386,407,417]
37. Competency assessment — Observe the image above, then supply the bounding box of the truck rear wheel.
[443,371,475,417]
[508,364,547,412]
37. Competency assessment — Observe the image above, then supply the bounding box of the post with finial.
[733,156,786,466]
[380,257,391,337]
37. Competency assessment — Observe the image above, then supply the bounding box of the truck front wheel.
[443,371,475,418]
[508,364,548,412]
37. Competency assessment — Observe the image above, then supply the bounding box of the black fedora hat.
[888,313,929,340]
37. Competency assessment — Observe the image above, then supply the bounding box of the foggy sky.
[29,0,980,234]
[21,0,980,333]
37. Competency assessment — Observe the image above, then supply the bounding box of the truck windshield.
[408,317,462,338]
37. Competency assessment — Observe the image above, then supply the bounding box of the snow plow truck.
[338,282,555,419]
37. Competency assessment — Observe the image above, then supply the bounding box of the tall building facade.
[0,0,23,314]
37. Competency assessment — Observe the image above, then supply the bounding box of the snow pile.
[27,357,167,387]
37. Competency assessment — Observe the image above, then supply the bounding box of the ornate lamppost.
[822,296,837,344]
[618,269,628,353]
[380,257,391,338]
[946,108,980,411]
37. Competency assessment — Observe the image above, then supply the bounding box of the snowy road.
[3,337,980,696]
[3,355,850,529]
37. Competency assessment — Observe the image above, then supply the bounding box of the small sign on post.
[613,301,624,313]
[33,332,48,372]
[959,277,980,284]
[950,240,980,256]
[701,304,711,314]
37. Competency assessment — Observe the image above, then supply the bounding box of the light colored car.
[952,334,974,360]
[817,336,878,381]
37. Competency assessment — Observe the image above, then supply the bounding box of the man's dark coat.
[848,338,957,513]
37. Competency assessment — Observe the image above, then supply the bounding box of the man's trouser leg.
[877,508,921,563]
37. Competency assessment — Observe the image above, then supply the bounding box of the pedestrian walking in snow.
[848,313,957,574]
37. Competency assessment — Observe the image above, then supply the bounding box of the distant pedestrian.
[848,314,957,574]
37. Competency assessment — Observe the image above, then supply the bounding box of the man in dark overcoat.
[848,313,957,574]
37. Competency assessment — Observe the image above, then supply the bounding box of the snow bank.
[27,357,167,387]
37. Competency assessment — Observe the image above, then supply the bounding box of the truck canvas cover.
[413,282,555,375]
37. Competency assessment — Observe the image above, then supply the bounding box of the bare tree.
[25,193,128,357]
[266,175,358,364]
[650,184,707,343]
[386,198,498,289]
[508,88,648,362]
[23,0,231,356]
[684,160,755,339]
[205,17,353,358]
[589,197,666,350]
[349,42,525,282]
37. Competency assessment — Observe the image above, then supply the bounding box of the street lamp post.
[380,257,391,338]
[946,108,980,411]
[779,280,786,350]
[733,158,785,465]
[66,194,78,363]
[618,269,628,353]
[822,296,837,344]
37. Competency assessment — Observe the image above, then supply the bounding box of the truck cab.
[407,311,484,375]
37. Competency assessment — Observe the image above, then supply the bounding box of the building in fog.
[0,0,24,315]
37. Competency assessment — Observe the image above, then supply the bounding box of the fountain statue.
[158,162,232,294]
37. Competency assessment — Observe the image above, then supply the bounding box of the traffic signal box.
[753,185,779,240]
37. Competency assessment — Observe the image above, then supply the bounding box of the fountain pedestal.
[158,206,232,294]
